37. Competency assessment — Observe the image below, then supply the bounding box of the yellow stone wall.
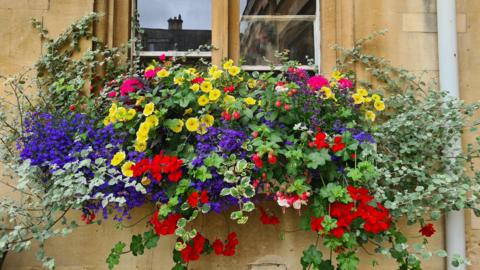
[1,0,479,269]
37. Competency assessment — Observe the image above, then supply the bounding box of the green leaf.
[130,234,144,256]
[143,230,159,249]
[307,149,330,169]
[300,245,323,269]
[106,242,125,270]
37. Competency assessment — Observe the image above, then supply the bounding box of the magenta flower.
[144,69,156,79]
[120,78,144,96]
[307,75,329,90]
[338,78,353,89]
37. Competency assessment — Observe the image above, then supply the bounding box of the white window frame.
[240,0,320,71]
[133,0,213,59]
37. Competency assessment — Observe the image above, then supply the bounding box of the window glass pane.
[240,0,315,16]
[240,0,316,65]
[138,0,212,52]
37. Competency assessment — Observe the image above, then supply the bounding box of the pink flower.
[338,78,353,89]
[107,91,118,98]
[120,78,144,96]
[307,75,329,90]
[159,54,166,61]
[144,69,156,79]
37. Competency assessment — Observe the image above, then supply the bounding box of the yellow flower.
[186,117,200,132]
[197,123,208,135]
[111,151,126,166]
[374,100,385,111]
[138,122,151,137]
[223,59,234,70]
[228,66,241,76]
[211,70,223,80]
[126,109,137,120]
[134,140,147,152]
[352,93,364,105]
[200,81,213,93]
[371,94,381,102]
[364,97,372,103]
[198,95,209,106]
[321,87,334,99]
[331,70,343,81]
[157,69,170,78]
[186,68,197,75]
[145,65,155,72]
[169,119,184,133]
[365,110,376,122]
[115,107,127,121]
[143,102,155,116]
[141,177,151,185]
[201,114,214,127]
[247,79,257,89]
[103,117,111,126]
[357,88,368,97]
[208,65,218,75]
[121,161,135,177]
[209,89,221,101]
[190,84,200,92]
[146,115,159,127]
[183,108,193,116]
[244,97,256,105]
[135,96,145,106]
[174,77,185,85]
[224,95,236,104]
[109,103,118,116]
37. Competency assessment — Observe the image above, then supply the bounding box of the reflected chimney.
[168,14,183,30]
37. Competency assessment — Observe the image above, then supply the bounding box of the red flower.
[330,227,345,238]
[120,78,144,96]
[212,239,224,255]
[259,206,280,225]
[310,216,325,232]
[168,170,183,182]
[200,190,209,204]
[223,232,239,256]
[252,153,264,168]
[223,85,235,93]
[332,136,346,153]
[159,54,166,61]
[347,185,373,204]
[150,212,181,236]
[314,132,330,150]
[188,191,199,208]
[191,77,205,84]
[180,233,206,262]
[419,223,436,237]
[133,152,183,183]
[338,78,353,89]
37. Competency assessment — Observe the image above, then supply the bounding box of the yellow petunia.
[201,114,214,127]
[134,140,147,152]
[174,77,185,85]
[247,79,257,89]
[186,117,200,132]
[111,151,126,166]
[126,109,137,120]
[200,81,213,93]
[352,93,364,105]
[169,119,184,133]
[146,115,159,127]
[357,88,368,97]
[121,161,135,177]
[374,100,385,111]
[223,59,234,70]
[209,89,221,101]
[190,84,200,92]
[228,66,241,76]
[138,122,151,136]
[224,95,236,104]
[244,97,256,105]
[157,69,170,78]
[198,95,209,106]
[371,94,381,102]
[365,110,376,122]
[143,102,155,116]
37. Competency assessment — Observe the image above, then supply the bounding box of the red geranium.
[150,211,182,236]
[332,136,346,153]
[188,191,199,208]
[212,239,224,255]
[310,216,325,232]
[419,223,436,237]
[200,190,209,204]
[314,131,330,150]
[131,152,183,183]
[259,206,280,225]
[181,233,205,262]
[223,232,239,256]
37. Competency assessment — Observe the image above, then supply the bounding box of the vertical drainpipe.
[436,1,466,270]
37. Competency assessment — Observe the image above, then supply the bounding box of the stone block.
[402,13,467,33]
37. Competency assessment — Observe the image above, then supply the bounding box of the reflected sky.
[138,0,211,29]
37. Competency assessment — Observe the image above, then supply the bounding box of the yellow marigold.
[201,114,214,127]
[174,77,185,85]
[198,95,209,106]
[224,95,236,104]
[146,115,159,127]
[186,117,200,132]
[223,59,234,70]
[365,110,376,122]
[247,79,257,89]
[111,151,126,166]
[134,140,147,152]
[371,94,382,102]
[121,161,135,177]
[126,109,137,120]
[157,69,170,78]
[143,102,155,116]
[228,66,241,76]
[200,81,213,93]
[374,100,385,111]
[190,83,200,92]
[244,97,256,105]
[209,89,221,101]
[169,119,184,133]
[352,93,364,105]
[357,88,368,97]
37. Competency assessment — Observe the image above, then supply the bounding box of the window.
[239,0,320,70]
[136,0,212,58]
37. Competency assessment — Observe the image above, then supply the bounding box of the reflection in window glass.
[138,0,212,52]
[240,0,316,66]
